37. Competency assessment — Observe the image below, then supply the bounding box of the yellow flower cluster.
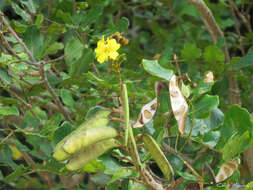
[95,36,121,64]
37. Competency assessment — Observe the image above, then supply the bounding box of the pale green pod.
[143,134,174,182]
[53,146,71,161]
[66,138,119,171]
[63,126,118,154]
[53,109,111,161]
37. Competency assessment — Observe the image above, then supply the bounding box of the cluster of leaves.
[0,0,253,189]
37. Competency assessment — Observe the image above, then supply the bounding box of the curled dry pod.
[66,138,119,171]
[63,126,117,154]
[53,109,111,161]
[142,134,174,182]
[133,98,158,128]
[169,75,188,135]
[215,159,239,183]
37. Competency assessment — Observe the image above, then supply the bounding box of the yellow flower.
[95,36,121,63]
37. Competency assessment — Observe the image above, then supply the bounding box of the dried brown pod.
[169,75,189,135]
[133,98,158,128]
[215,159,239,183]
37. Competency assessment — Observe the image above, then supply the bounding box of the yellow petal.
[108,39,120,51]
[109,51,119,60]
[97,54,108,63]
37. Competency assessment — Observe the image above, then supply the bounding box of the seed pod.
[63,126,118,154]
[215,159,239,183]
[143,134,174,182]
[169,75,188,135]
[53,141,71,161]
[9,144,22,160]
[66,138,119,171]
[53,109,111,161]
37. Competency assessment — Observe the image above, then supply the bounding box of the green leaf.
[193,95,219,119]
[64,37,84,68]
[244,181,253,190]
[23,25,45,59]
[20,0,38,14]
[130,182,149,190]
[100,155,122,175]
[56,10,73,24]
[181,82,191,98]
[82,5,103,26]
[167,154,184,172]
[87,72,111,89]
[35,14,44,27]
[204,45,225,64]
[181,43,201,61]
[0,144,18,169]
[21,111,40,130]
[46,42,64,55]
[47,23,66,35]
[85,106,106,120]
[60,89,75,109]
[142,59,174,81]
[70,48,94,76]
[176,171,197,181]
[116,17,129,32]
[9,139,30,152]
[106,183,119,190]
[0,68,11,85]
[53,121,75,145]
[0,106,19,116]
[202,131,220,147]
[91,173,111,185]
[219,105,253,148]
[232,50,253,70]
[222,131,251,161]
[83,159,105,173]
[4,165,26,183]
[11,3,31,22]
[109,168,132,184]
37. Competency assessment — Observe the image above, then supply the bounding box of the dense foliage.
[0,0,253,189]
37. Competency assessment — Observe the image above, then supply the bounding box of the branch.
[186,0,241,105]
[0,11,37,66]
[0,31,37,67]
[228,0,252,32]
[186,0,223,43]
[0,79,38,117]
[228,0,245,56]
[21,152,55,188]
[39,63,73,123]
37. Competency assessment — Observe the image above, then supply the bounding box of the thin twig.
[228,0,245,56]
[43,54,68,64]
[168,2,190,41]
[228,0,252,32]
[110,116,125,123]
[173,54,182,83]
[21,152,55,188]
[39,63,73,123]
[0,12,37,65]
[0,78,38,117]
[0,32,37,67]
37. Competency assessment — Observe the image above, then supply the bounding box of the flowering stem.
[122,84,129,147]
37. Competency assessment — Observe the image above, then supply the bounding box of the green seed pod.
[142,134,174,182]
[53,140,71,161]
[66,138,119,171]
[63,126,118,155]
[53,109,111,161]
